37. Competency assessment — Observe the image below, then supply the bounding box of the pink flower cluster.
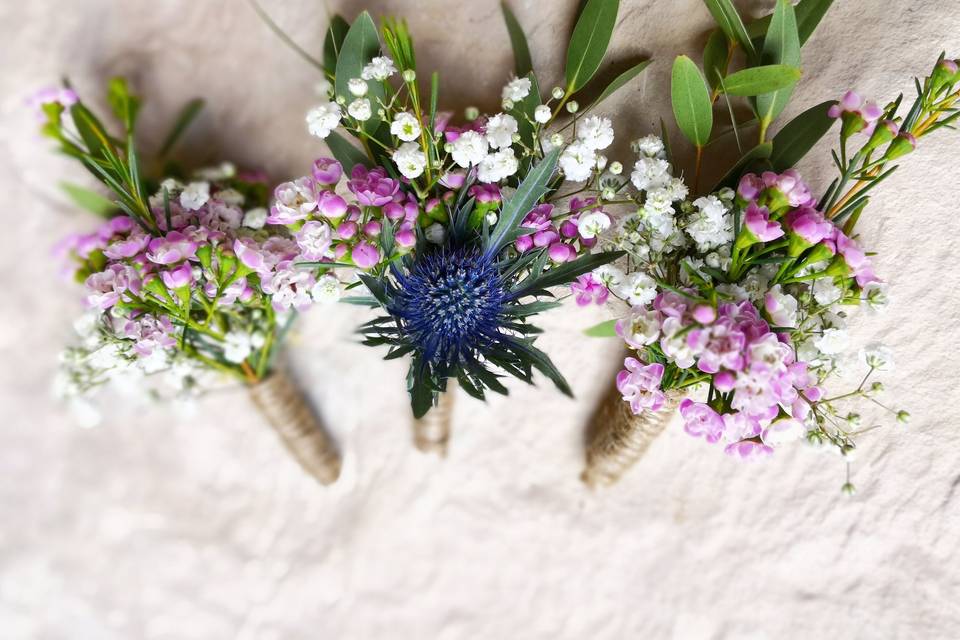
[515,197,605,263]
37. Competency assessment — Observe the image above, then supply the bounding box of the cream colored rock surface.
[2,1,959,638]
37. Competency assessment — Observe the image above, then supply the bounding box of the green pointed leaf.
[159,98,204,157]
[769,100,837,171]
[501,2,533,77]
[671,55,713,147]
[335,12,383,134]
[486,148,561,257]
[702,0,757,61]
[712,142,772,191]
[584,319,618,337]
[585,60,651,111]
[721,64,801,97]
[747,0,835,47]
[322,15,350,76]
[59,182,116,217]
[565,0,620,92]
[325,130,370,172]
[409,359,435,418]
[504,338,573,397]
[107,77,140,132]
[511,250,624,298]
[356,274,389,306]
[703,29,731,91]
[755,0,801,127]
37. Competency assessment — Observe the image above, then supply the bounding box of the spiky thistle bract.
[355,150,623,417]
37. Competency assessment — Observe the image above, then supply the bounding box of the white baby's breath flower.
[812,276,843,306]
[477,148,519,183]
[306,101,342,139]
[593,264,625,289]
[631,157,672,191]
[577,115,615,150]
[558,142,596,182]
[577,210,611,239]
[860,343,894,371]
[686,195,733,252]
[634,134,666,158]
[223,332,252,364]
[242,207,267,229]
[392,142,427,179]
[814,327,849,356]
[310,274,341,303]
[534,105,551,124]
[348,98,372,122]
[613,272,658,307]
[391,111,422,142]
[450,130,488,168]
[485,113,519,149]
[360,56,397,81]
[179,182,210,211]
[348,78,369,97]
[502,77,532,102]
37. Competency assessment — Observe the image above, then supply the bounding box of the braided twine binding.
[248,367,342,485]
[582,384,683,488]
[412,384,456,456]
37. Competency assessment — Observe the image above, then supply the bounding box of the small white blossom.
[392,142,427,179]
[613,272,658,307]
[485,113,519,150]
[306,101,342,139]
[310,274,341,303]
[620,306,662,346]
[502,77,532,102]
[558,142,596,182]
[765,284,799,327]
[812,276,844,306]
[450,130,489,168]
[391,111,422,142]
[360,56,396,81]
[631,157,672,191]
[577,210,611,239]
[634,135,666,158]
[179,182,210,211]
[593,264,625,289]
[815,327,849,356]
[577,115,615,151]
[534,105,551,124]
[347,78,369,97]
[224,331,253,364]
[477,148,519,183]
[860,343,894,371]
[425,223,446,244]
[242,208,267,229]
[348,98,372,122]
[686,195,733,252]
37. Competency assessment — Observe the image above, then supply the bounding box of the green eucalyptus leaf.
[159,98,204,157]
[501,2,533,77]
[486,147,561,257]
[769,100,837,170]
[59,181,116,217]
[325,130,371,172]
[335,12,383,133]
[565,0,620,92]
[322,15,350,77]
[584,319,618,337]
[702,0,757,61]
[721,64,801,97]
[671,55,713,147]
[755,0,801,127]
[703,28,731,91]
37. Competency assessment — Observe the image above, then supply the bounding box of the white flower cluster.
[559,115,615,182]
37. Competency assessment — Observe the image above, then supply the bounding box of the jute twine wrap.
[582,384,684,488]
[412,384,455,456]
[248,367,342,485]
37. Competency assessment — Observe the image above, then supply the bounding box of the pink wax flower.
[617,358,666,414]
[533,229,560,247]
[785,206,834,245]
[828,91,884,135]
[383,202,406,221]
[692,304,716,324]
[347,166,400,207]
[268,178,318,224]
[548,242,576,262]
[653,290,689,319]
[570,196,601,215]
[470,183,502,205]
[440,171,466,189]
[692,320,746,374]
[724,440,774,460]
[363,220,382,237]
[743,202,784,243]
[570,273,608,305]
[317,191,349,218]
[161,262,194,290]
[123,313,177,357]
[395,222,417,249]
[146,231,198,265]
[104,234,149,260]
[559,218,580,239]
[737,173,764,201]
[351,241,380,269]
[84,264,141,309]
[514,234,534,253]
[336,221,358,240]
[295,220,333,261]
[713,370,736,392]
[679,399,725,443]
[521,203,555,231]
[233,238,266,272]
[762,169,814,207]
[312,158,343,186]
[721,411,762,442]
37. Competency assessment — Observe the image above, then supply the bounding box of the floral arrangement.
[578,0,960,489]
[44,80,343,483]
[255,1,654,420]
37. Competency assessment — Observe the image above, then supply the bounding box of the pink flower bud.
[312,158,343,186]
[336,221,358,239]
[318,191,348,218]
[363,220,382,236]
[514,235,534,253]
[351,241,380,269]
[383,202,405,221]
[692,304,716,324]
[547,243,575,262]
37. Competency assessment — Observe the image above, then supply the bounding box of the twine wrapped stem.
[412,383,456,456]
[248,366,342,485]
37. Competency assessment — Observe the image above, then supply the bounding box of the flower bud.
[335,95,347,105]
[931,59,958,94]
[864,119,898,153]
[402,69,416,83]
[347,78,368,97]
[601,187,616,200]
[840,111,867,140]
[841,482,857,496]
[549,133,564,147]
[609,161,623,175]
[884,133,917,161]
[845,413,861,427]
[551,87,565,100]
[870,381,885,393]
[565,100,579,114]
[896,410,911,424]
[502,98,515,110]
[464,106,479,121]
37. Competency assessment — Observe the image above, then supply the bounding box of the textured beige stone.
[2,1,960,638]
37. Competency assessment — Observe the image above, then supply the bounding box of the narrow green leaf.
[584,319,618,337]
[712,142,772,191]
[511,250,624,298]
[504,338,573,397]
[703,29,731,91]
[769,100,837,170]
[721,64,801,97]
[325,130,371,172]
[322,15,351,77]
[584,60,651,112]
[335,12,383,133]
[107,77,140,132]
[356,274,389,306]
[702,0,757,61]
[565,0,620,92]
[671,55,713,147]
[159,98,204,157]
[409,359,435,418]
[486,148,561,257]
[747,0,835,47]
[59,182,116,217]
[501,2,533,77]
[247,0,325,72]
[755,0,801,127]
